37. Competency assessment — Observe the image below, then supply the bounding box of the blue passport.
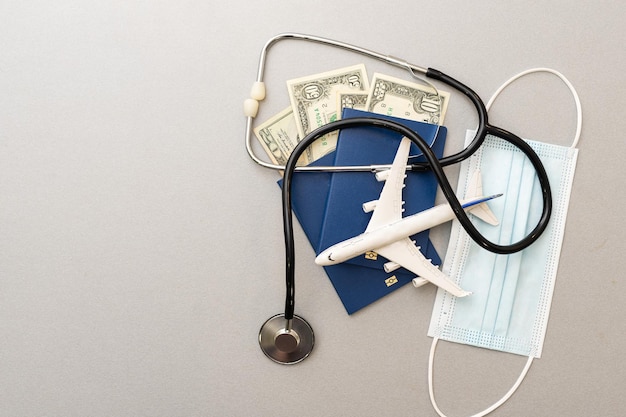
[286,109,447,314]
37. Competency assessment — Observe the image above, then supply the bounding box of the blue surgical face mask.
[426,68,581,417]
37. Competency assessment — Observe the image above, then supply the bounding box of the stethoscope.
[244,33,553,364]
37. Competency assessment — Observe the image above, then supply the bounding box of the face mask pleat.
[431,133,578,357]
[427,67,581,416]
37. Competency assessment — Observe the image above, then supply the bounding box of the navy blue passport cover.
[285,109,447,314]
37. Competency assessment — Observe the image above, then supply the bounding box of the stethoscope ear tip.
[259,314,314,364]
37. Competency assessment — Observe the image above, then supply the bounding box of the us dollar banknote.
[365,73,450,124]
[253,107,315,166]
[336,90,369,119]
[287,64,369,157]
[254,90,368,167]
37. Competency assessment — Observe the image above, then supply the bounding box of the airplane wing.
[365,137,412,232]
[374,238,471,297]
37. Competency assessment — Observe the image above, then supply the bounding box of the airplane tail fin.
[465,170,499,226]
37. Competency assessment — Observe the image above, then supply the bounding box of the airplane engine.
[383,261,401,273]
[362,200,378,213]
[375,169,390,182]
[412,277,429,288]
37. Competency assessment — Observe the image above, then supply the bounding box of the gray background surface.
[1,1,624,416]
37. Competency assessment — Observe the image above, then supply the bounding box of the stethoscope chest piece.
[259,314,314,364]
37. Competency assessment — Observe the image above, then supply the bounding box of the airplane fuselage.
[315,200,469,266]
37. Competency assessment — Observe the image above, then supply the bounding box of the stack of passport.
[285,109,447,314]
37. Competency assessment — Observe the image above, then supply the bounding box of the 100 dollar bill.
[287,64,369,157]
[365,73,450,124]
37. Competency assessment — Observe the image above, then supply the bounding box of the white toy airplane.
[315,137,501,297]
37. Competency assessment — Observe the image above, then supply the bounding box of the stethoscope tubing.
[281,117,552,320]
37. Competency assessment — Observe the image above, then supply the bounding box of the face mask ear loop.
[428,68,578,416]
[485,68,582,149]
[428,337,534,417]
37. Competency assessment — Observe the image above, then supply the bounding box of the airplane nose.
[314,251,333,266]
